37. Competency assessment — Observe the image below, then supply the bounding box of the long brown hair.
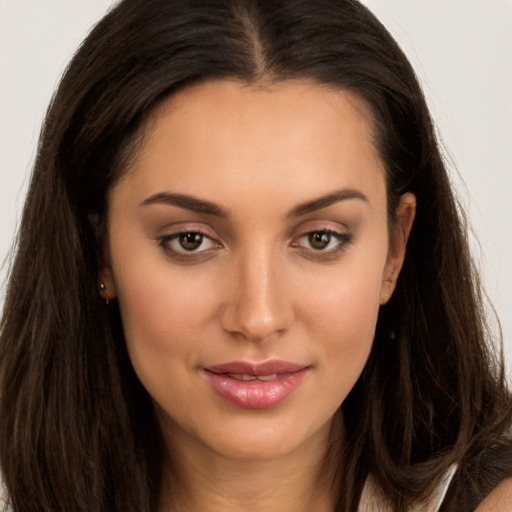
[1,1,510,511]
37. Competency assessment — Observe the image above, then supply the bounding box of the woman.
[0,0,511,511]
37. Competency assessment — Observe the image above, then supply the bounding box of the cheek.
[112,268,225,424]
[109,239,223,387]
[118,272,217,338]
[298,255,386,391]
[315,284,380,356]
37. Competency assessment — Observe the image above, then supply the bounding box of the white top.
[0,474,9,512]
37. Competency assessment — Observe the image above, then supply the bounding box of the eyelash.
[157,228,353,262]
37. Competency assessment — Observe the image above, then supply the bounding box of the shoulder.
[474,477,512,512]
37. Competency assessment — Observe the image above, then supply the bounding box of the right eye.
[176,232,207,251]
[158,230,220,260]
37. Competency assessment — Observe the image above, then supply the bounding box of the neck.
[157,416,343,512]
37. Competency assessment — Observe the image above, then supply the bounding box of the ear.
[380,192,416,305]
[90,213,117,302]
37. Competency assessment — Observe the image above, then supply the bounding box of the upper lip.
[205,360,308,376]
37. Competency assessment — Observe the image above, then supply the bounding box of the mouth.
[223,373,280,381]
[204,360,309,409]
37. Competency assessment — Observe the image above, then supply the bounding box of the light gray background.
[1,1,511,375]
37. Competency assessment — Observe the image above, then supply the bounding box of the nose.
[221,246,294,343]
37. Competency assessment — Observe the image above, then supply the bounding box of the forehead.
[114,79,386,213]
[145,79,377,156]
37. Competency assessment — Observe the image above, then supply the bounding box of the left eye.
[296,230,351,251]
[307,232,333,250]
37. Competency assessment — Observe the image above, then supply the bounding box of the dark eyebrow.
[287,188,368,217]
[140,192,229,218]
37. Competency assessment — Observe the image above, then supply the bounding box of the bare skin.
[156,411,341,512]
[475,478,512,512]
[101,80,415,511]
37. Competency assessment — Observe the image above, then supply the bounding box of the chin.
[192,412,335,463]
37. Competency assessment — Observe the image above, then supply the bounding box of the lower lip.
[205,369,308,409]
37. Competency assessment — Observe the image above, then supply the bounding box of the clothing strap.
[358,465,457,512]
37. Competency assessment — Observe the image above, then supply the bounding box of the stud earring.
[99,282,110,304]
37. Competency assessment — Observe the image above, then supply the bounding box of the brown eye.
[308,232,331,250]
[179,232,204,251]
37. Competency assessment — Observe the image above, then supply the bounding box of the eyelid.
[153,221,219,243]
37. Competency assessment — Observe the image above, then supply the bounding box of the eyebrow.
[140,192,229,218]
[287,188,368,217]
[140,188,368,218]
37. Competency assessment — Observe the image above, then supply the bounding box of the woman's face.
[102,80,414,462]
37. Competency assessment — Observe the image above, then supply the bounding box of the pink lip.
[204,360,309,409]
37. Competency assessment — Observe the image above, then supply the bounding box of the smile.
[204,360,309,409]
